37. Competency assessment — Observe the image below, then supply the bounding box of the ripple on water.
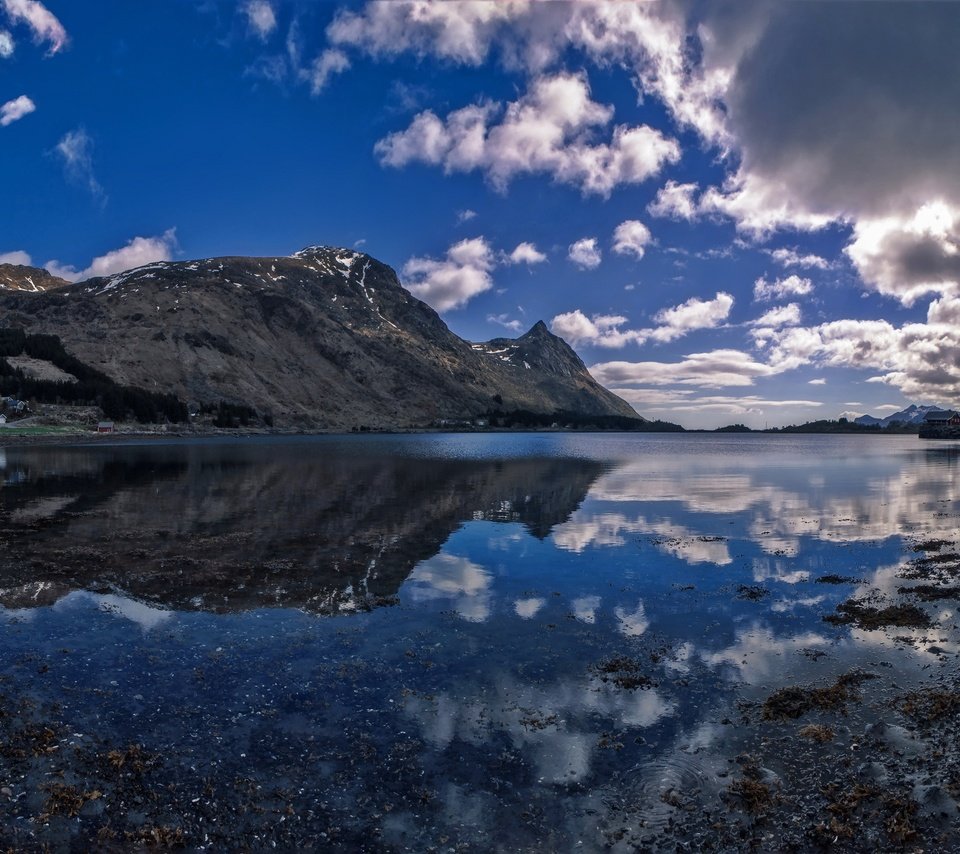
[623,750,728,836]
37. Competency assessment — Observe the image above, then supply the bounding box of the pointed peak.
[521,320,552,338]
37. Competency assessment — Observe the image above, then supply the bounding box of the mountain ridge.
[853,404,942,428]
[0,246,640,429]
[0,263,70,293]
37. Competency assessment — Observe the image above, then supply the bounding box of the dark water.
[1,434,959,851]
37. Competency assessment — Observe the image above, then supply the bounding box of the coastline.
[0,425,943,448]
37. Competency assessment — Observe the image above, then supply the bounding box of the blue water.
[0,433,957,850]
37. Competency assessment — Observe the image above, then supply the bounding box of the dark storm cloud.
[722,3,960,217]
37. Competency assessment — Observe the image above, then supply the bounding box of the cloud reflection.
[514,597,546,619]
[553,513,732,565]
[407,553,493,622]
[615,599,650,637]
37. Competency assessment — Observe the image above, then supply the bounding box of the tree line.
[0,328,188,424]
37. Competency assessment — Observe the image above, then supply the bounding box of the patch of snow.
[357,260,374,303]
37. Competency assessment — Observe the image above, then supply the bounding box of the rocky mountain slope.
[0,246,638,428]
[0,263,69,293]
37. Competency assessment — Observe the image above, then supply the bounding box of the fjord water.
[1,434,958,850]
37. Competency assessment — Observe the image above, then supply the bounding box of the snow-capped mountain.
[854,404,943,427]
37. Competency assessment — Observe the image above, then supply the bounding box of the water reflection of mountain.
[0,444,605,613]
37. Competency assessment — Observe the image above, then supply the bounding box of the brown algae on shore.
[823,600,932,629]
[762,672,877,721]
[798,723,835,743]
[593,656,657,690]
[896,688,960,726]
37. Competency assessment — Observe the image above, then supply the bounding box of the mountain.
[0,246,639,429]
[0,263,70,293]
[854,404,942,428]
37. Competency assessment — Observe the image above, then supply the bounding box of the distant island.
[709,419,920,435]
[710,404,949,435]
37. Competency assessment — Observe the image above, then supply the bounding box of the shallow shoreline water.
[0,433,958,851]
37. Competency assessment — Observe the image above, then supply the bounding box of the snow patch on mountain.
[854,404,943,427]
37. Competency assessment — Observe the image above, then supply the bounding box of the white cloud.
[305,48,350,94]
[242,0,276,40]
[2,0,66,55]
[808,378,826,385]
[550,311,642,348]
[402,236,543,312]
[753,274,812,302]
[592,350,778,388]
[610,389,823,415]
[320,1,960,324]
[487,313,523,333]
[551,291,733,349]
[757,303,960,402]
[0,29,13,57]
[0,94,34,126]
[45,229,177,283]
[402,236,496,312]
[507,241,546,265]
[567,237,601,270]
[650,292,733,342]
[927,293,960,326]
[698,173,837,239]
[326,0,521,66]
[325,1,726,141]
[767,247,831,270]
[55,128,103,200]
[647,180,698,220]
[845,202,960,306]
[749,303,801,329]
[0,250,30,265]
[612,220,652,259]
[456,208,477,224]
[375,72,679,197]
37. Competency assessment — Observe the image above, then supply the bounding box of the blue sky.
[2,1,959,428]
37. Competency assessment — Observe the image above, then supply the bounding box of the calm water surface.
[0,433,958,851]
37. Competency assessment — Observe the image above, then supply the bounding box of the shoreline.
[0,425,943,447]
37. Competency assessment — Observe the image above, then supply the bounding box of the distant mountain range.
[0,247,640,429]
[854,404,942,428]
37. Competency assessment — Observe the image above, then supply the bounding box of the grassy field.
[0,425,85,436]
